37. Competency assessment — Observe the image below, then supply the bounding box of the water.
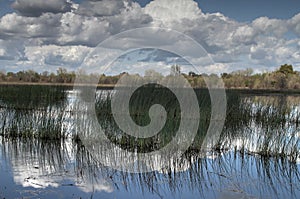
[0,86,300,198]
[1,138,299,198]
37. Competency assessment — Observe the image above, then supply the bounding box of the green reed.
[95,86,214,153]
[0,85,69,139]
[218,93,300,162]
[0,85,299,161]
[94,88,300,161]
[0,85,68,109]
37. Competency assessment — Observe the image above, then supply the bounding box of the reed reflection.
[0,86,299,198]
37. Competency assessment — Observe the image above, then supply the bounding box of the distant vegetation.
[221,64,300,90]
[0,64,299,89]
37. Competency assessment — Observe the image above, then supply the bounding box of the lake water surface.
[0,86,299,199]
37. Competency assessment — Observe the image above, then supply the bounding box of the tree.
[56,68,68,83]
[188,71,199,77]
[221,73,231,79]
[275,72,287,89]
[277,64,294,75]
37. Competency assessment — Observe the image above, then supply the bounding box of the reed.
[0,85,69,139]
[0,85,299,161]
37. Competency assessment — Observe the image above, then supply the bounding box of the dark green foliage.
[0,85,68,109]
[277,64,295,75]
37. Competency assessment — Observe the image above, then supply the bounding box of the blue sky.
[0,0,300,74]
[0,0,13,16]
[134,0,300,22]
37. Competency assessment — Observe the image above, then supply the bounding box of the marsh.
[0,85,299,199]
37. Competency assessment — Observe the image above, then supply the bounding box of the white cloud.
[275,46,293,59]
[144,0,202,23]
[252,17,288,37]
[56,2,152,47]
[7,138,114,194]
[57,12,111,46]
[78,181,113,193]
[0,48,5,56]
[231,25,256,45]
[0,0,299,73]
[289,13,300,37]
[203,63,229,74]
[24,45,92,69]
[106,2,152,35]
[0,12,61,39]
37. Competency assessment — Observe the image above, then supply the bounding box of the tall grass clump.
[0,85,70,139]
[219,93,300,162]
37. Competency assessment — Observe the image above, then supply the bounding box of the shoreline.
[0,82,300,94]
[0,82,115,88]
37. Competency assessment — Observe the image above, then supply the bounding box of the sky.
[135,0,300,22]
[0,0,300,74]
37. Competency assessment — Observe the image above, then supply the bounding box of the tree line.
[0,64,299,90]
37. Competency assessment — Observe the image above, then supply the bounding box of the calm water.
[0,86,300,199]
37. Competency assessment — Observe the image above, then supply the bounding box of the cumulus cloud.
[12,0,72,17]
[58,3,152,46]
[252,17,288,37]
[1,1,152,47]
[231,25,256,45]
[143,0,240,54]
[289,13,300,36]
[24,45,92,68]
[0,12,61,39]
[0,0,298,73]
[57,12,111,46]
[105,2,152,34]
[144,0,202,22]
